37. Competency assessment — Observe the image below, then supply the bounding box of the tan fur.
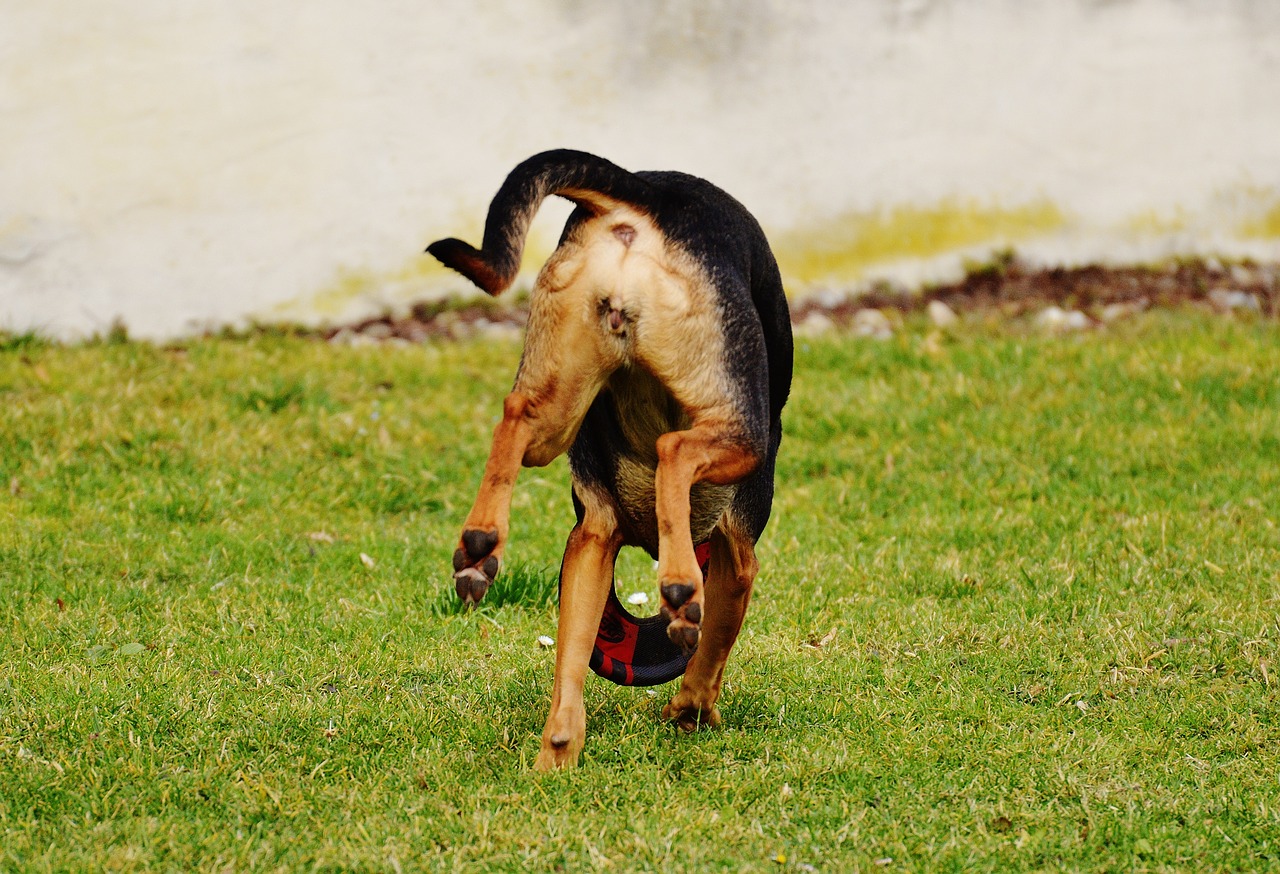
[452,206,763,769]
[456,392,534,572]
[609,368,736,550]
[533,487,622,771]
[663,516,760,730]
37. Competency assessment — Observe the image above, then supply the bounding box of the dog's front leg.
[653,423,760,653]
[452,392,535,604]
[663,522,758,731]
[534,509,621,771]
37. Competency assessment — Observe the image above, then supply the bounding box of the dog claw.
[667,619,701,653]
[454,567,491,605]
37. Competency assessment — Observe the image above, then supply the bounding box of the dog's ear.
[426,150,652,296]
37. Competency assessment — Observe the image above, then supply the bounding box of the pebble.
[794,311,836,337]
[808,287,850,310]
[328,328,375,346]
[852,308,893,340]
[927,299,960,328]
[475,320,523,341]
[1208,288,1260,311]
[1035,306,1090,331]
[1099,298,1149,323]
[399,322,430,343]
[1229,265,1256,286]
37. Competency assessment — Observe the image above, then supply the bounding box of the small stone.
[1208,288,1259,312]
[476,320,523,341]
[361,322,393,340]
[397,321,430,343]
[432,311,470,340]
[810,287,849,310]
[927,299,959,328]
[328,328,360,346]
[1035,306,1090,331]
[852,308,893,340]
[1229,265,1256,286]
[1099,298,1149,323]
[794,311,835,337]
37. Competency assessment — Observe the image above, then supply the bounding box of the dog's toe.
[454,567,492,605]
[662,698,721,732]
[452,527,502,606]
[660,578,703,653]
[666,618,701,653]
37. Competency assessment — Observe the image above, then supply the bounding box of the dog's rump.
[427,152,794,430]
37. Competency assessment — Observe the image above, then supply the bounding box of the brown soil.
[791,255,1279,326]
[326,256,1278,343]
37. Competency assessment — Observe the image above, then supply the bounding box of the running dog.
[426,149,792,770]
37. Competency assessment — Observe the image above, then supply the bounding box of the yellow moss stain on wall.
[1125,207,1190,237]
[270,236,559,322]
[772,199,1068,286]
[294,257,448,320]
[1241,199,1280,239]
[274,191,1280,327]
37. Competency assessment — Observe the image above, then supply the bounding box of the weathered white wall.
[3,0,1279,338]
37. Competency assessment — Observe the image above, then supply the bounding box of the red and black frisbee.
[588,542,711,686]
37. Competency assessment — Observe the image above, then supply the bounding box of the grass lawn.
[1,309,1278,872]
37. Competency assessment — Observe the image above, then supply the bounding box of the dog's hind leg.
[662,520,757,730]
[653,423,760,652]
[534,495,622,771]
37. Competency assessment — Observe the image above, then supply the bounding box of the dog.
[426,149,792,770]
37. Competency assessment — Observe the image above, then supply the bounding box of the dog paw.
[533,736,582,771]
[452,527,500,605]
[662,696,721,733]
[660,580,703,653]
[534,711,584,771]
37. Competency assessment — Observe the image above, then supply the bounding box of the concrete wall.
[3,0,1279,338]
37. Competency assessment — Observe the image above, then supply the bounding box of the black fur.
[430,149,792,686]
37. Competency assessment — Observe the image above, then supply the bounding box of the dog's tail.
[426,149,652,296]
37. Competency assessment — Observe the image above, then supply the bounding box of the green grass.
[2,310,1279,872]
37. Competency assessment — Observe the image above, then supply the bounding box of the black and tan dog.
[427,149,792,770]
